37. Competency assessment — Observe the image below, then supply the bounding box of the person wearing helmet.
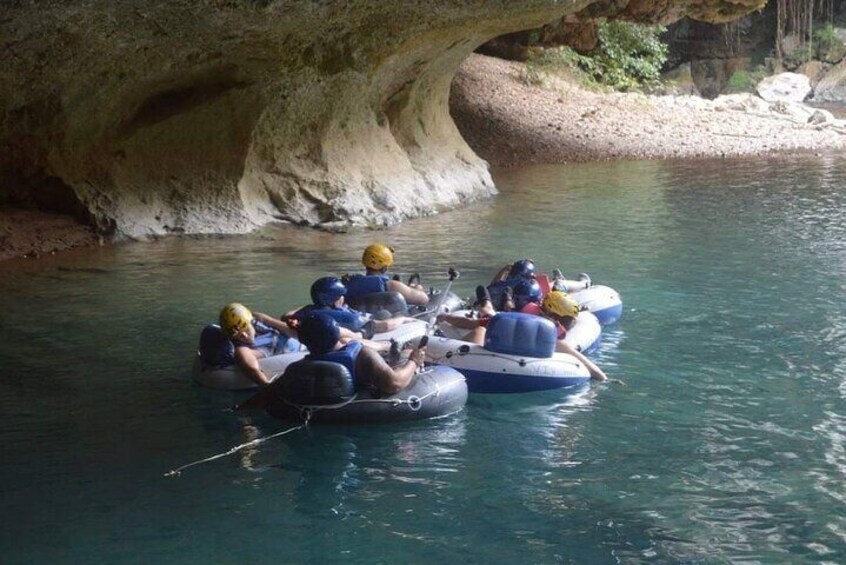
[208,302,301,387]
[298,313,426,394]
[443,277,543,340]
[470,277,542,317]
[535,291,607,381]
[289,276,419,339]
[485,259,537,310]
[345,243,429,306]
[437,290,607,382]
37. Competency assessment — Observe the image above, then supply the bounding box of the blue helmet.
[310,276,347,307]
[513,278,542,310]
[508,259,536,280]
[298,313,341,354]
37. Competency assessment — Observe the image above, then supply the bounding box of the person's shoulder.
[355,344,382,366]
[233,343,256,356]
[520,303,543,315]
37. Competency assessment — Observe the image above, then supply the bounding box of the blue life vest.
[198,322,301,368]
[344,274,389,298]
[295,304,370,332]
[199,325,236,367]
[307,341,363,383]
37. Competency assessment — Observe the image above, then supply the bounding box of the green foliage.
[725,67,769,93]
[520,46,596,88]
[814,23,837,47]
[587,22,669,91]
[520,22,669,92]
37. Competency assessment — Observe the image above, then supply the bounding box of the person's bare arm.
[555,279,590,293]
[437,313,483,330]
[490,264,511,285]
[555,340,607,381]
[386,279,430,305]
[340,336,390,352]
[234,348,270,387]
[355,346,424,394]
[253,311,297,338]
[371,316,419,333]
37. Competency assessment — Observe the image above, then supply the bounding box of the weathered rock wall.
[1,0,763,238]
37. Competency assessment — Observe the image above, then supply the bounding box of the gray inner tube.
[265,364,468,424]
[347,291,409,317]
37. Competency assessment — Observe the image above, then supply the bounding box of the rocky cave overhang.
[0,0,765,238]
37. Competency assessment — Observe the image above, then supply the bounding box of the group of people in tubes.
[209,243,608,395]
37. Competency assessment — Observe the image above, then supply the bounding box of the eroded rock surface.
[814,60,846,103]
[1,0,765,238]
[757,73,813,102]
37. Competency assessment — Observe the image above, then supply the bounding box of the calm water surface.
[2,155,845,563]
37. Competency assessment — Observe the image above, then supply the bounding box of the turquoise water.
[2,155,845,563]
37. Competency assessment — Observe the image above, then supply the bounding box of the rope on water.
[163,423,305,478]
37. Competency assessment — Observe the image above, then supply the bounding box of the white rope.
[163,424,305,478]
[430,348,582,368]
[282,376,462,413]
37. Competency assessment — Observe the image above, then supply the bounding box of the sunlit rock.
[814,61,846,103]
[756,73,812,103]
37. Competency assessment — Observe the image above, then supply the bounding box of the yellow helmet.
[541,291,580,319]
[362,244,394,270]
[219,303,253,337]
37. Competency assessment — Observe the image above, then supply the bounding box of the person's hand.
[409,347,426,367]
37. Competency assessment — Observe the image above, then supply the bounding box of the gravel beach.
[450,54,846,166]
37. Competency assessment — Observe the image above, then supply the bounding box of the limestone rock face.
[814,61,846,103]
[1,0,766,238]
[756,73,812,103]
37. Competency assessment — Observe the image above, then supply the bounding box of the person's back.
[299,313,425,394]
[360,243,429,306]
[216,303,300,386]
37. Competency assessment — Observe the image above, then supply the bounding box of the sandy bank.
[450,54,846,166]
[0,207,99,261]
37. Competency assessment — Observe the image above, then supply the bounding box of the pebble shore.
[450,54,846,166]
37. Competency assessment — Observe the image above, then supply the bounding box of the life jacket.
[198,321,301,368]
[343,274,389,298]
[307,341,364,383]
[295,304,370,332]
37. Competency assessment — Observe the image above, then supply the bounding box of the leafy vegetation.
[520,22,669,92]
[520,46,594,87]
[725,67,770,94]
[588,22,668,91]
[814,22,838,47]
